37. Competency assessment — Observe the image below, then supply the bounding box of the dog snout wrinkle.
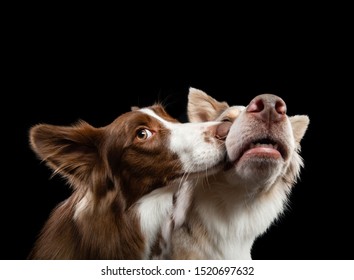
[247,94,287,123]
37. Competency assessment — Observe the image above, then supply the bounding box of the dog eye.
[136,129,153,140]
[221,118,232,123]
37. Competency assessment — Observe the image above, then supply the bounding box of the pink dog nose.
[247,94,287,122]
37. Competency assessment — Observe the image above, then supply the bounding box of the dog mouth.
[229,136,287,167]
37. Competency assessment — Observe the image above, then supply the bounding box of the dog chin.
[228,156,284,188]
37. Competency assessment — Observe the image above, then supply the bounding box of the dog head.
[29,103,229,209]
[188,88,309,195]
[155,88,310,260]
[29,102,232,259]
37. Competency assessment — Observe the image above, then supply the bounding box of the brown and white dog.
[28,103,230,259]
[159,88,309,259]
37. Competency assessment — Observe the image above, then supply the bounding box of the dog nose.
[246,94,287,122]
[215,121,232,140]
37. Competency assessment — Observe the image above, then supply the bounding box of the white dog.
[158,88,309,260]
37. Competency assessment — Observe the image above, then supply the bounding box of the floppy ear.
[187,87,229,122]
[29,121,102,186]
[289,115,310,144]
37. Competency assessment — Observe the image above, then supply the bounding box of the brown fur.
[28,104,187,259]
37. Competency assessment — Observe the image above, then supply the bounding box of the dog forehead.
[139,107,179,128]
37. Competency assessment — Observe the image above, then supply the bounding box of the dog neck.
[135,183,177,259]
[180,174,291,259]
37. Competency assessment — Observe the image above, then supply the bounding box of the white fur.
[172,181,193,228]
[73,191,93,220]
[194,178,290,259]
[133,108,228,259]
[160,90,309,260]
[136,183,176,259]
[139,108,225,172]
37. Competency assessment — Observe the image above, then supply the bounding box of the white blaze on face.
[139,108,225,173]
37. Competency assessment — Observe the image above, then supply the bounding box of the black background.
[2,11,353,260]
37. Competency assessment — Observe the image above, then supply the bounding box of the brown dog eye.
[136,129,153,140]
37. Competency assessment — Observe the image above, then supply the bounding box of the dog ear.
[29,121,102,187]
[187,87,229,122]
[289,115,310,144]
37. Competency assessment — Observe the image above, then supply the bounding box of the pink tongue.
[243,147,281,158]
